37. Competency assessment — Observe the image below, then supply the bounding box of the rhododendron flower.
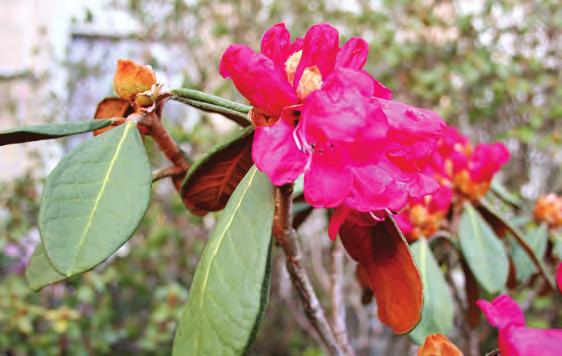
[394,184,453,241]
[417,334,462,356]
[220,22,445,224]
[431,126,510,200]
[477,294,562,356]
[534,193,562,229]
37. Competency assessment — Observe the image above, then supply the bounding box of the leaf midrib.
[198,168,257,307]
[191,168,257,355]
[212,144,249,208]
[67,122,133,275]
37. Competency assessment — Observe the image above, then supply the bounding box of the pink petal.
[427,184,453,213]
[369,74,393,100]
[252,116,307,186]
[469,142,510,182]
[336,37,368,70]
[346,161,409,212]
[304,147,353,208]
[290,37,304,53]
[394,212,414,237]
[301,69,383,145]
[328,205,351,240]
[407,173,440,198]
[378,98,445,160]
[322,67,375,97]
[219,44,298,117]
[260,23,292,66]
[476,294,525,329]
[438,126,469,155]
[500,326,562,356]
[293,24,339,86]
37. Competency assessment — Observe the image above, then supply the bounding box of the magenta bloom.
[433,127,510,183]
[220,23,444,228]
[477,294,562,356]
[393,184,453,241]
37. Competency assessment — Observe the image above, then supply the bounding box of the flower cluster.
[477,294,562,355]
[394,185,453,242]
[431,126,510,201]
[220,23,445,237]
[395,126,510,241]
[534,193,562,229]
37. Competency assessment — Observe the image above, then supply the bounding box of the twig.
[138,112,190,171]
[152,165,186,182]
[329,240,355,355]
[273,183,344,356]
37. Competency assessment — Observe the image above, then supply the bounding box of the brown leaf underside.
[93,97,133,136]
[340,216,423,334]
[182,133,253,215]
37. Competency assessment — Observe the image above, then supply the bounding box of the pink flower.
[477,294,562,356]
[220,23,444,233]
[429,126,510,200]
[394,184,453,241]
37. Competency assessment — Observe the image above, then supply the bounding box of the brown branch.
[138,112,190,171]
[329,240,355,356]
[273,183,344,356]
[152,165,186,182]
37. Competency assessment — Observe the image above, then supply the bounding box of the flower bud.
[113,59,157,102]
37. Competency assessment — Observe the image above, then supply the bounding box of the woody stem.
[273,183,344,356]
[140,112,190,172]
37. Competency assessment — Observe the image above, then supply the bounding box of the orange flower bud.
[113,59,157,102]
[534,194,562,229]
[418,334,463,356]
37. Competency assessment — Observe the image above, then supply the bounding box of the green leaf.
[181,127,254,215]
[512,224,548,282]
[552,231,562,260]
[172,88,251,113]
[39,121,152,276]
[0,120,113,146]
[458,203,508,293]
[408,237,454,344]
[490,179,521,208]
[173,166,274,356]
[25,243,66,291]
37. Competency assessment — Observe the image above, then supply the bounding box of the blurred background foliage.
[1,0,561,355]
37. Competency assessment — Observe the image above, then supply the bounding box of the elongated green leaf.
[477,200,555,290]
[172,97,251,127]
[458,203,508,293]
[39,121,152,276]
[173,167,274,356]
[0,120,113,146]
[172,88,251,113]
[181,127,254,215]
[490,179,522,208]
[25,243,66,291]
[512,224,548,282]
[409,237,454,344]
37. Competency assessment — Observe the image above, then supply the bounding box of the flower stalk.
[273,183,344,356]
